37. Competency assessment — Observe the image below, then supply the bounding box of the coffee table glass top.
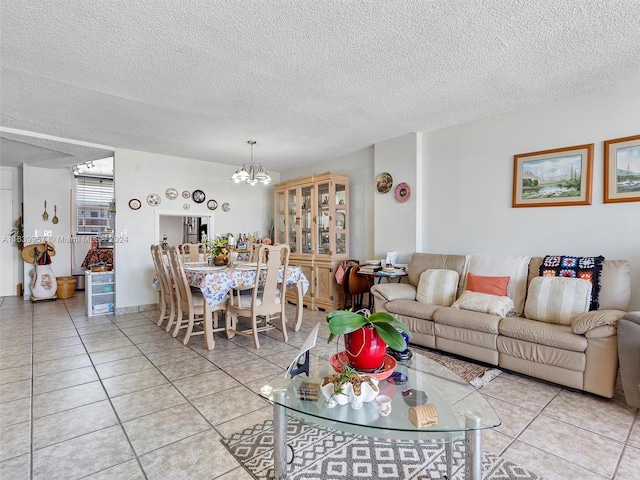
[259,347,501,443]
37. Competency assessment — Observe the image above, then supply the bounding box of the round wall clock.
[376,172,393,193]
[147,193,161,206]
[128,198,141,210]
[395,182,411,203]
[192,189,206,203]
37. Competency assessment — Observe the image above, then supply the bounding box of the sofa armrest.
[623,311,640,326]
[370,283,417,303]
[572,310,625,335]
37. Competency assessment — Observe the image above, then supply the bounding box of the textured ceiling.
[2,0,640,171]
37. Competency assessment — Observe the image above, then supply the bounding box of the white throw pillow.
[451,290,515,317]
[524,277,592,325]
[416,269,459,306]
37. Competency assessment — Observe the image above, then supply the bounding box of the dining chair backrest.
[167,245,193,312]
[249,243,265,263]
[150,244,177,330]
[150,244,171,297]
[252,243,290,309]
[182,243,206,262]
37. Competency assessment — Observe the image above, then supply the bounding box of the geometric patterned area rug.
[222,419,542,480]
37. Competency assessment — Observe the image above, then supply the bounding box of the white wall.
[374,133,422,265]
[422,79,640,310]
[114,149,278,310]
[280,147,375,262]
[0,166,23,296]
[22,165,73,295]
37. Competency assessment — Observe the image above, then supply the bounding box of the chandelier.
[231,140,272,185]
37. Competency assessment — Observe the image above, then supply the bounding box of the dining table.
[162,262,310,350]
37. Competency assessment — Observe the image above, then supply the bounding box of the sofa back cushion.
[528,258,631,312]
[407,253,467,290]
[524,276,592,325]
[463,254,531,315]
[416,269,459,306]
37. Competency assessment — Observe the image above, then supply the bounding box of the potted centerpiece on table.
[320,366,379,409]
[207,237,229,266]
[326,309,409,371]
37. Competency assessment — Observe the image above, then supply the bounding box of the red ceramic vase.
[344,325,387,371]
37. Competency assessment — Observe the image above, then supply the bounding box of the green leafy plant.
[207,237,229,260]
[326,309,409,352]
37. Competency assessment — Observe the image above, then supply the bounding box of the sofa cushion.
[499,316,588,352]
[451,291,514,317]
[464,254,531,315]
[539,255,604,310]
[524,277,592,325]
[385,299,440,321]
[433,306,501,334]
[407,253,467,289]
[497,336,586,372]
[416,269,459,306]
[466,272,509,296]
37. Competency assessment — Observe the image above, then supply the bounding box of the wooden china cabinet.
[274,172,349,310]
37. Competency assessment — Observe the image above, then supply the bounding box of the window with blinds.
[76,176,114,235]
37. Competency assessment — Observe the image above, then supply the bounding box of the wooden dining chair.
[226,244,290,349]
[248,243,265,262]
[167,246,227,349]
[181,243,206,262]
[342,261,373,310]
[150,244,176,331]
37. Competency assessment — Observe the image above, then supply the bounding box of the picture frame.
[604,134,640,203]
[512,144,593,208]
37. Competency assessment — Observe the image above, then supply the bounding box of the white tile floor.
[0,292,638,479]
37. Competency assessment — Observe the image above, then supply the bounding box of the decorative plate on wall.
[192,189,206,203]
[207,199,218,210]
[165,188,178,200]
[376,172,393,193]
[128,198,141,210]
[394,183,411,203]
[222,202,231,212]
[183,203,190,210]
[182,190,191,199]
[147,193,161,206]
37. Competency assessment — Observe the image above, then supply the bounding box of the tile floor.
[0,293,638,479]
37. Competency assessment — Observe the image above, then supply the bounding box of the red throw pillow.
[466,272,510,296]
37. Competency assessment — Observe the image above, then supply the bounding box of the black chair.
[343,262,373,311]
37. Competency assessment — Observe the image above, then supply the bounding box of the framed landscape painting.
[512,144,593,208]
[604,134,640,203]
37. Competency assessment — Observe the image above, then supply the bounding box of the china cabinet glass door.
[334,181,348,255]
[300,185,312,254]
[316,181,331,256]
[286,188,297,254]
[275,190,286,245]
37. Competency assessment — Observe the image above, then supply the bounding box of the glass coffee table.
[259,344,500,480]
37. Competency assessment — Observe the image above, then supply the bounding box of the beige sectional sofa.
[371,253,631,398]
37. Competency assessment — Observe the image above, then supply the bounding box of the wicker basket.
[56,276,77,299]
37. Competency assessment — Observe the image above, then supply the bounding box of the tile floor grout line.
[68,309,151,480]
